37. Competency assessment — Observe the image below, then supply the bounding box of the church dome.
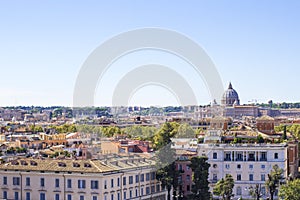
[221,82,240,106]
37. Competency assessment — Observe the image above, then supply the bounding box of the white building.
[197,143,298,199]
[0,155,167,200]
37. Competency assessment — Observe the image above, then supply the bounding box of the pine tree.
[213,174,234,200]
[188,157,211,200]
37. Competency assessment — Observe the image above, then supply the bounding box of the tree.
[266,164,284,200]
[156,143,178,200]
[249,184,263,200]
[188,157,210,200]
[176,123,195,138]
[281,125,287,140]
[256,134,265,143]
[279,179,300,200]
[213,174,234,200]
[123,125,157,141]
[153,122,179,150]
[154,122,179,200]
[156,161,178,200]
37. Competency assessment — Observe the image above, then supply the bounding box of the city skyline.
[1,1,300,106]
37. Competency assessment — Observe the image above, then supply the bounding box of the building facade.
[197,143,298,199]
[0,155,167,200]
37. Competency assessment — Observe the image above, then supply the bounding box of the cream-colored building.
[198,143,298,199]
[0,155,167,200]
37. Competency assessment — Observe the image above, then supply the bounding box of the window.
[156,184,160,192]
[141,174,144,182]
[40,178,45,187]
[186,165,190,171]
[67,194,72,200]
[186,175,190,181]
[213,164,218,168]
[151,172,156,180]
[40,193,46,200]
[261,164,265,169]
[178,176,182,183]
[151,185,155,193]
[274,153,278,159]
[249,174,253,181]
[13,177,20,186]
[55,194,60,200]
[129,176,133,184]
[3,191,7,199]
[91,180,99,189]
[55,178,60,188]
[14,191,19,200]
[92,196,98,200]
[237,164,241,169]
[67,179,72,188]
[104,180,107,189]
[26,177,30,186]
[118,192,120,200]
[146,187,150,195]
[141,187,144,195]
[3,176,7,185]
[225,152,231,161]
[135,175,139,183]
[237,174,241,181]
[249,164,253,169]
[135,189,138,197]
[261,174,265,181]
[26,192,31,200]
[124,191,127,200]
[80,195,84,200]
[123,177,126,185]
[78,180,86,189]
[248,153,255,161]
[146,173,150,181]
[187,185,190,191]
[178,164,182,170]
[130,190,132,198]
[237,153,243,161]
[213,174,217,181]
[261,152,267,161]
[261,186,266,195]
[117,178,120,187]
[213,152,217,159]
[236,187,242,195]
[111,179,114,188]
[111,194,114,200]
[225,164,230,169]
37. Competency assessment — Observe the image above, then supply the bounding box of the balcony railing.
[235,158,243,161]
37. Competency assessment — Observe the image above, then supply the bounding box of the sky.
[0,1,299,107]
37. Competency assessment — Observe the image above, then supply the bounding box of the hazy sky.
[0,1,299,107]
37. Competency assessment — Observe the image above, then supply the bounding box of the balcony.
[224,158,231,161]
[260,158,268,161]
[248,158,255,161]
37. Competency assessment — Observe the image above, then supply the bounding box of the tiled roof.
[0,155,155,173]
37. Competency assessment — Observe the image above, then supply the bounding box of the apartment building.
[198,142,298,199]
[0,155,167,200]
